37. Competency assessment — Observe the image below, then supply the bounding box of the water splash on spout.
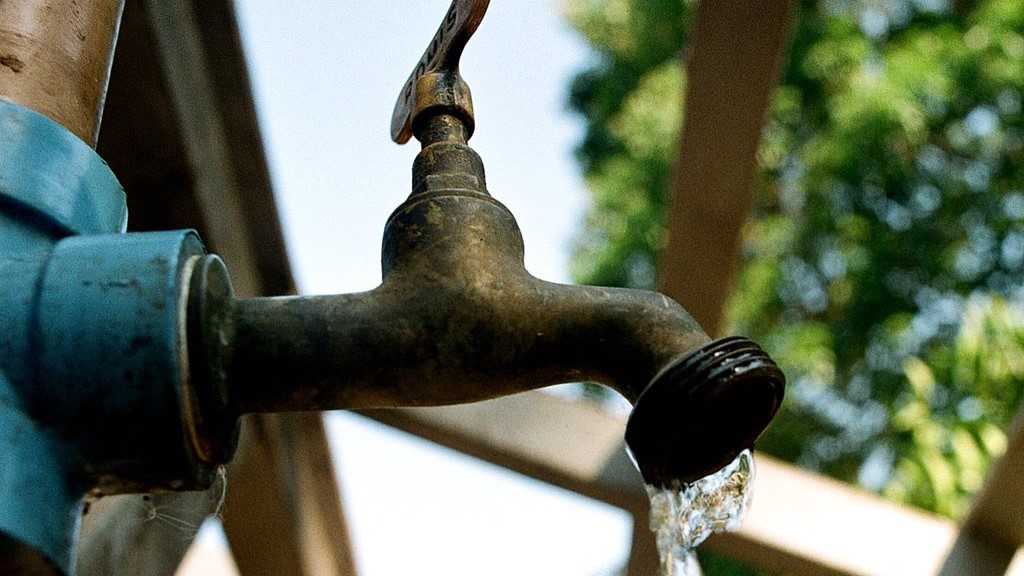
[646,449,755,576]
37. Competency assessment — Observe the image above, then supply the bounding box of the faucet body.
[195,116,785,487]
[223,132,710,413]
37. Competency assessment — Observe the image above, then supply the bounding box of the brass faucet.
[188,0,785,487]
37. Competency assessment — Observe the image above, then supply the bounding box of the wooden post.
[220,414,358,576]
[659,0,796,335]
[0,0,124,146]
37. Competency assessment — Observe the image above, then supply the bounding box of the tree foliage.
[563,0,1024,524]
[565,0,695,289]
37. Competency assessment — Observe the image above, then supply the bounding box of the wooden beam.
[934,408,1024,575]
[659,0,796,335]
[142,0,261,297]
[626,516,660,576]
[962,411,1024,549]
[363,393,641,509]
[98,0,206,243]
[713,454,956,576]
[937,534,1016,576]
[165,0,294,298]
[136,2,353,574]
[219,414,358,576]
[365,392,965,576]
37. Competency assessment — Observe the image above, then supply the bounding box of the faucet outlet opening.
[625,337,785,487]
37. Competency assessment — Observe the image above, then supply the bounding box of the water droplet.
[646,450,755,576]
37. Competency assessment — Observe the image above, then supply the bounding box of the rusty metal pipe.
[0,0,125,147]
[190,115,785,486]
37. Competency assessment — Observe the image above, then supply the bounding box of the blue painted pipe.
[0,99,224,574]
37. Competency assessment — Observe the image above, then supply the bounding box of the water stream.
[645,450,755,576]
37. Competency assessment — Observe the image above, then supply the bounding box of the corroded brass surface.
[190,0,784,488]
[221,115,712,414]
[0,0,125,146]
[193,114,784,485]
[191,113,783,485]
[391,0,488,144]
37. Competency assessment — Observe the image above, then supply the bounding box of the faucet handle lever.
[390,0,490,144]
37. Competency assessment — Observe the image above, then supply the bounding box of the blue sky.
[224,1,636,574]
[235,0,592,292]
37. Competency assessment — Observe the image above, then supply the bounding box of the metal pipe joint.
[0,100,223,575]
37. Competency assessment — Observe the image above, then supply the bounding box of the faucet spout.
[189,117,784,486]
[222,266,709,411]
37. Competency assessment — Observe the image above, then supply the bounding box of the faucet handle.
[390,0,490,144]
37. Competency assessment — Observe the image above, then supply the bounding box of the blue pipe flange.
[0,100,132,575]
[31,230,222,495]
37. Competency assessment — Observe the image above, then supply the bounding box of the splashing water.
[646,450,756,576]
